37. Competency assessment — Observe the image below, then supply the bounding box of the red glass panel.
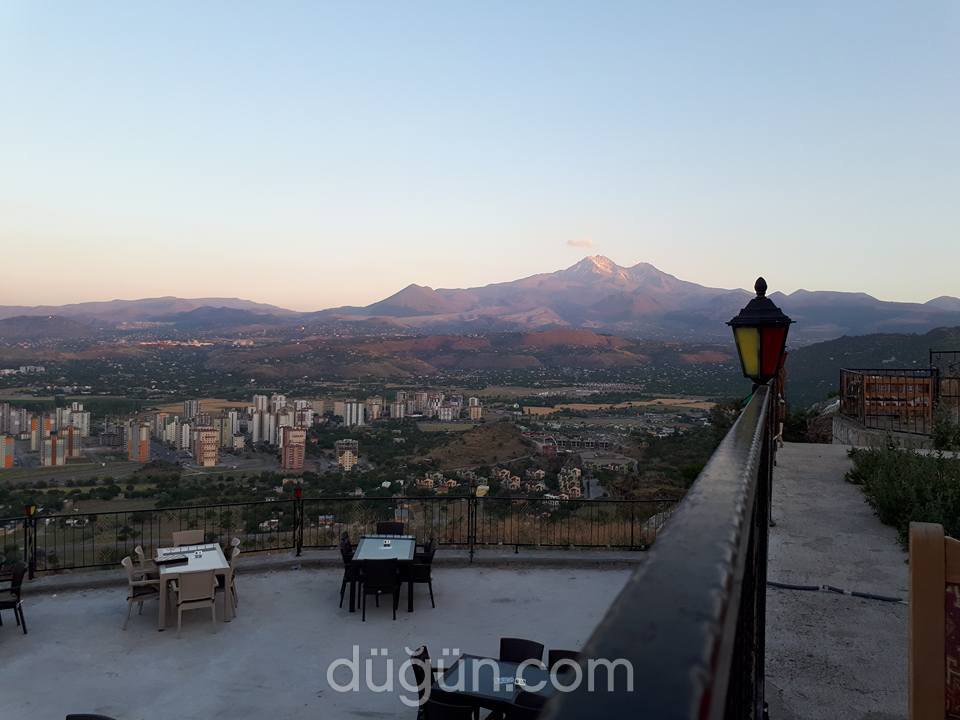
[760,326,788,379]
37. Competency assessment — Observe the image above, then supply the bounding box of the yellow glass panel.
[735,327,760,379]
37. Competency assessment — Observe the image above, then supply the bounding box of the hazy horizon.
[2,2,958,310]
[0,253,957,313]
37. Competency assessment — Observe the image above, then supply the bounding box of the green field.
[0,461,142,485]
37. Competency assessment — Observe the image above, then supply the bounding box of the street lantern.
[728,277,793,385]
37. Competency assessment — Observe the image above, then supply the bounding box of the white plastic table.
[156,544,231,630]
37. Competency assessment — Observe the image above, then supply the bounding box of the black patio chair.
[409,645,443,717]
[547,649,582,670]
[339,533,359,608]
[415,537,435,562]
[422,699,477,720]
[403,542,437,610]
[499,637,544,665]
[360,558,400,621]
[0,561,27,634]
[376,521,405,535]
[504,689,546,719]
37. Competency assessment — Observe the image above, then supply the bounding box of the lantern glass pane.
[734,327,761,379]
[760,325,788,379]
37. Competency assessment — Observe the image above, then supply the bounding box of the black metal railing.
[840,367,937,435]
[545,383,776,720]
[931,350,960,426]
[6,495,670,577]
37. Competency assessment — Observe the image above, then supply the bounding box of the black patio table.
[348,534,417,614]
[431,654,559,713]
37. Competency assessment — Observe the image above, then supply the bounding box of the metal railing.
[931,350,960,426]
[4,495,671,577]
[840,367,937,435]
[546,383,776,720]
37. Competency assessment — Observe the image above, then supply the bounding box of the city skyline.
[1,2,958,309]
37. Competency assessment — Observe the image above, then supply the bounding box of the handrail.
[545,384,773,720]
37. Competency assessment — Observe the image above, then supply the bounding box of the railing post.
[630,502,636,550]
[467,495,476,563]
[294,486,303,557]
[23,514,36,580]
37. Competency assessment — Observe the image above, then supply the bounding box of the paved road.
[765,442,907,720]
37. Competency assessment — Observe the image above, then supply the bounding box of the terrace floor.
[766,442,908,720]
[0,560,632,720]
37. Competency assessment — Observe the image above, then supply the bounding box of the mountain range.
[2,256,959,345]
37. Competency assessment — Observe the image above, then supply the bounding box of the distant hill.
[0,296,295,323]
[4,257,960,344]
[0,315,102,343]
[153,306,287,332]
[787,326,960,407]
[311,256,960,344]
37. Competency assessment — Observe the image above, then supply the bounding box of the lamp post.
[729,278,792,529]
[728,277,793,386]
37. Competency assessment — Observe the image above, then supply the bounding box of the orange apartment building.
[126,422,151,464]
[281,427,306,470]
[0,434,13,468]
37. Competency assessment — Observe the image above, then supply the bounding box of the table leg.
[158,577,168,631]
[408,579,414,613]
[223,571,232,622]
[349,579,356,613]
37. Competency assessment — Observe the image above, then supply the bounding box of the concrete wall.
[831,414,933,450]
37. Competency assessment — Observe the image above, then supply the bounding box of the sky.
[1,1,957,311]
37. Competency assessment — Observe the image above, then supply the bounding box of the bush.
[932,407,960,451]
[848,446,960,546]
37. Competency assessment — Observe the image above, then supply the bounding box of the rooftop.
[1,558,632,719]
[0,387,910,720]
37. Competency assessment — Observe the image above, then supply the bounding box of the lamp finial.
[754,277,767,298]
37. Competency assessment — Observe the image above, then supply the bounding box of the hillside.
[424,422,529,469]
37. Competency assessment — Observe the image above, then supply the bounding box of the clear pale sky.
[1,1,957,311]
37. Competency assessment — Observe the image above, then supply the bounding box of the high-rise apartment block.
[343,399,365,427]
[365,396,383,422]
[192,427,219,467]
[183,399,201,420]
[41,431,66,467]
[124,421,150,463]
[335,439,359,471]
[468,397,483,421]
[0,434,14,468]
[281,427,306,470]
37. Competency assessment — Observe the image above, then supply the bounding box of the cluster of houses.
[412,464,585,500]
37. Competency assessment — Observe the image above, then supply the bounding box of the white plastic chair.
[174,569,217,635]
[120,556,159,630]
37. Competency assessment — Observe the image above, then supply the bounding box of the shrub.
[932,407,960,451]
[848,446,960,546]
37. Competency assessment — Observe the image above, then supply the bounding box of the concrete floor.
[766,442,908,720]
[0,564,630,720]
